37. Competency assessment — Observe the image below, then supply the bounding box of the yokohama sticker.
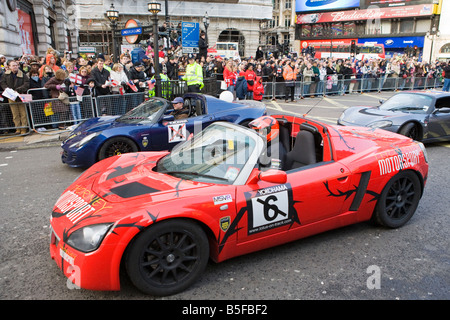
[246,184,299,235]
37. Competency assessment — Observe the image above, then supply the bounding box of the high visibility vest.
[283,65,298,81]
[183,62,203,87]
[148,73,170,98]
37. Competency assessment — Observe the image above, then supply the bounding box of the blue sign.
[358,37,425,49]
[182,22,200,53]
[296,0,360,13]
[121,27,143,37]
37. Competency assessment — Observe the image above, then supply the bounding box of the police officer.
[183,54,203,93]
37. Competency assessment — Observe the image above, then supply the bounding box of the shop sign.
[296,0,361,13]
[296,4,433,24]
[357,36,425,48]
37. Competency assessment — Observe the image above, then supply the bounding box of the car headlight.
[69,132,100,149]
[367,120,393,129]
[66,223,113,252]
[415,141,428,163]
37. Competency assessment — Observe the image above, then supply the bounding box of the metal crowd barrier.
[0,100,30,134]
[258,76,444,100]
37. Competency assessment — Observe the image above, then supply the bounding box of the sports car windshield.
[379,94,432,114]
[156,124,258,184]
[116,98,167,124]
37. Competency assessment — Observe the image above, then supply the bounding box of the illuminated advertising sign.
[297,4,433,24]
[296,0,361,13]
[363,1,434,9]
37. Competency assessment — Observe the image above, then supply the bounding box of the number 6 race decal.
[246,183,300,235]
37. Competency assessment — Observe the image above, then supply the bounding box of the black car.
[338,91,450,143]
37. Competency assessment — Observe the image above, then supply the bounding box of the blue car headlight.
[367,120,393,129]
[69,132,100,149]
[66,223,113,252]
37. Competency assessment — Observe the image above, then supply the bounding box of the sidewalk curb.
[0,131,69,151]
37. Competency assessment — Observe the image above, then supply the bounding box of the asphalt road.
[0,93,449,304]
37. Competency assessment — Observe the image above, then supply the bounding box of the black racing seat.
[283,130,316,170]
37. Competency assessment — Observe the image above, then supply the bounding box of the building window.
[285,0,291,9]
[440,43,450,54]
[343,22,356,36]
[400,20,414,33]
[285,15,291,27]
[48,18,56,49]
[301,25,311,37]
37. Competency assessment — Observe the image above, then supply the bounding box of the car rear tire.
[98,137,138,161]
[399,122,420,141]
[125,219,209,296]
[372,171,421,228]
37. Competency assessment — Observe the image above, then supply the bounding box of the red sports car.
[50,115,429,296]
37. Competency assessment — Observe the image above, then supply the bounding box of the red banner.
[296,4,433,24]
[300,39,357,49]
[17,9,35,55]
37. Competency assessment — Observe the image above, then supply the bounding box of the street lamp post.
[203,12,210,44]
[426,26,440,63]
[106,3,119,62]
[148,1,162,97]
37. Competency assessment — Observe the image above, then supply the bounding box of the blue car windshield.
[116,99,167,124]
[380,94,432,114]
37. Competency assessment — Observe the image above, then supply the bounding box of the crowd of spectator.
[1,41,450,134]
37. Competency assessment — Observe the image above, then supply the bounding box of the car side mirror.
[258,169,287,184]
[433,107,450,114]
[379,99,385,104]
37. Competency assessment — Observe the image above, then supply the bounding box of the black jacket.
[90,66,111,95]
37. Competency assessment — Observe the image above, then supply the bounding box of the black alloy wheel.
[98,137,138,161]
[372,171,421,228]
[126,219,209,296]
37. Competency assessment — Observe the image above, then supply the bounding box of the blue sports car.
[61,93,266,168]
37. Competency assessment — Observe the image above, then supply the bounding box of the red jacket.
[223,67,236,87]
[253,77,264,101]
[244,69,257,92]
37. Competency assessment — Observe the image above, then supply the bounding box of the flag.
[110,79,120,87]
[127,80,138,92]
[69,73,82,85]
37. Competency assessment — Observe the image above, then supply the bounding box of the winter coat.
[0,69,29,101]
[90,66,111,95]
[253,77,264,101]
[244,69,257,92]
[44,77,69,112]
[235,75,247,100]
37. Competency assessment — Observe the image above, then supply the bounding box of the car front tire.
[98,137,138,161]
[372,171,421,228]
[399,122,421,141]
[125,219,210,296]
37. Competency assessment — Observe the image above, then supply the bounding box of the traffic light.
[351,40,356,54]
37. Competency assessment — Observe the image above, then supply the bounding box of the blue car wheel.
[98,137,139,161]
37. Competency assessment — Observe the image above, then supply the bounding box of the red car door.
[233,162,351,254]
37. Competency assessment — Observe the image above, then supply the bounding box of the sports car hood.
[76,116,121,133]
[342,106,416,126]
[89,152,213,203]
